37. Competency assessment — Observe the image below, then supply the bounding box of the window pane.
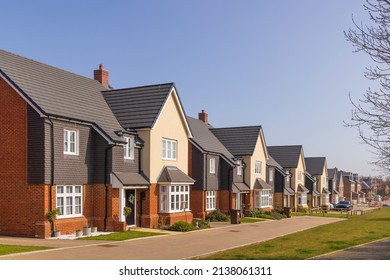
[57,186,64,194]
[66,197,73,214]
[172,141,176,159]
[162,140,167,158]
[66,186,73,193]
[75,186,81,193]
[167,141,171,158]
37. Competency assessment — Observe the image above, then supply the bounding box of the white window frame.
[159,185,190,213]
[162,138,177,160]
[206,191,216,210]
[56,185,83,218]
[124,136,135,159]
[269,169,274,182]
[237,160,242,176]
[255,161,262,175]
[298,193,307,205]
[298,171,302,181]
[210,158,216,174]
[64,129,78,155]
[254,190,273,208]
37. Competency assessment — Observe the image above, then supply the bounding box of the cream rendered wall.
[141,92,190,184]
[249,134,267,189]
[318,164,328,193]
[292,153,305,192]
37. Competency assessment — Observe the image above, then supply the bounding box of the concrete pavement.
[0,216,343,260]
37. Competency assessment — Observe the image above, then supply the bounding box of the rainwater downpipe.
[104,143,116,232]
[48,116,54,212]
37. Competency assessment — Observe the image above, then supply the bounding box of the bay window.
[160,185,190,213]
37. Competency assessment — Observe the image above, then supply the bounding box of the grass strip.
[197,207,389,260]
[0,244,51,256]
[78,230,164,241]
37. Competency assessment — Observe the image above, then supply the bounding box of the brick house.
[0,50,194,237]
[210,126,272,213]
[267,145,309,211]
[187,112,244,219]
[305,157,330,207]
[103,83,195,228]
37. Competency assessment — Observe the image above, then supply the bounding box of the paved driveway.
[0,216,342,260]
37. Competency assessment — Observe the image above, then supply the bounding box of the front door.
[125,189,136,226]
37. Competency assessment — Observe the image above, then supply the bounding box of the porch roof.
[254,178,273,191]
[232,182,250,193]
[284,186,295,195]
[113,172,149,186]
[157,166,195,184]
[297,184,309,193]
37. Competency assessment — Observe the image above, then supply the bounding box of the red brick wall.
[219,190,231,214]
[191,189,205,219]
[273,192,283,209]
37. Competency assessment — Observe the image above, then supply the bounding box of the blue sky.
[1,0,381,176]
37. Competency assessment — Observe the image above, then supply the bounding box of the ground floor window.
[254,190,273,208]
[56,185,82,218]
[322,194,329,205]
[298,193,307,205]
[206,191,216,210]
[159,185,190,213]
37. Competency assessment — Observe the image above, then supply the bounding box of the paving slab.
[0,216,343,260]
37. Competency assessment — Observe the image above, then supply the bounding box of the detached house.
[305,157,330,207]
[0,50,149,237]
[211,126,272,212]
[187,112,242,219]
[266,156,293,209]
[103,83,195,227]
[267,145,309,211]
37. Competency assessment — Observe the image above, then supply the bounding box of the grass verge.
[196,207,389,260]
[240,217,265,223]
[78,230,164,241]
[0,244,51,256]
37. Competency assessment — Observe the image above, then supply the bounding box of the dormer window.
[64,129,78,155]
[124,136,135,159]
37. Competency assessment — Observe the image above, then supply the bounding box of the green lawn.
[197,207,389,260]
[0,244,51,256]
[240,217,265,223]
[79,230,164,241]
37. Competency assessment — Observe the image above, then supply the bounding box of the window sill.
[159,209,191,214]
[56,214,83,219]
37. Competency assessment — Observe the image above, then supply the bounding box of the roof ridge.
[103,82,174,93]
[210,125,262,130]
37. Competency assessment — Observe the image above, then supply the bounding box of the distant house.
[305,171,319,209]
[266,156,293,209]
[336,170,345,201]
[305,157,330,206]
[267,145,308,211]
[211,126,272,213]
[187,112,242,219]
[327,168,340,204]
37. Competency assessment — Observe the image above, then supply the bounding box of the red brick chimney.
[94,64,109,88]
[198,109,208,123]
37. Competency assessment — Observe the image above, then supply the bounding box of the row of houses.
[0,50,374,238]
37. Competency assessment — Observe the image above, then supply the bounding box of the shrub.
[297,206,309,214]
[170,221,195,232]
[270,209,286,220]
[249,208,264,218]
[206,210,229,222]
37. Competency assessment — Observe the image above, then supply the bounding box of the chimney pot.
[199,109,208,123]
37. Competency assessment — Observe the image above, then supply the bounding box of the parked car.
[335,201,353,210]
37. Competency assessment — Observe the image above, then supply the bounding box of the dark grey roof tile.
[267,145,303,168]
[305,157,326,175]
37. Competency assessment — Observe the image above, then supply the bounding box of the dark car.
[335,201,353,210]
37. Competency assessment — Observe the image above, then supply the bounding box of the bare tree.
[345,0,390,172]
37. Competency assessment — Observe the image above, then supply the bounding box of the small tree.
[46,209,60,236]
[345,0,390,172]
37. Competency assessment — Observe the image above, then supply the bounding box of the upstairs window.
[210,158,216,174]
[237,160,242,176]
[255,161,262,175]
[298,171,302,181]
[64,129,77,155]
[124,136,135,159]
[269,169,274,182]
[162,139,177,160]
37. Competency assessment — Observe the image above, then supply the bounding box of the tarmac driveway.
[0,216,342,260]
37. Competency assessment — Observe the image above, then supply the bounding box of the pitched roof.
[103,83,173,129]
[0,49,123,142]
[187,117,235,164]
[210,126,263,156]
[157,166,195,184]
[113,172,149,186]
[267,145,303,168]
[267,155,287,175]
[305,157,326,175]
[328,168,337,179]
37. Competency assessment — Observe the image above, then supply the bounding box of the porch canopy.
[112,172,149,188]
[284,186,295,195]
[232,182,250,193]
[312,189,320,196]
[157,166,195,184]
[322,188,330,194]
[254,178,274,191]
[332,189,339,195]
[297,184,309,193]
